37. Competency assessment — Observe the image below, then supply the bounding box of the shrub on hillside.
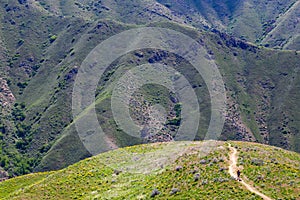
[251,158,264,166]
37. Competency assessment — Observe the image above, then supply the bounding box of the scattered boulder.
[199,159,206,164]
[190,169,198,174]
[270,158,278,164]
[170,188,180,195]
[256,175,264,181]
[113,169,122,175]
[201,180,208,185]
[219,167,227,172]
[194,173,200,181]
[175,166,183,171]
[150,189,160,197]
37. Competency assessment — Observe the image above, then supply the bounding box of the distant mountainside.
[34,0,300,50]
[157,0,300,50]
[0,0,299,178]
[0,141,299,199]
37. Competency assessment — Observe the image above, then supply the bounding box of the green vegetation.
[0,102,36,176]
[49,35,57,43]
[0,172,53,199]
[0,0,300,177]
[0,141,299,199]
[235,142,300,199]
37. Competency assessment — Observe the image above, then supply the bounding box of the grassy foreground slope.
[1,141,299,199]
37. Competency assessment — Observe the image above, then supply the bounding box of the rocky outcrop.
[224,95,256,142]
[143,2,185,24]
[0,78,15,111]
[212,29,258,53]
[253,78,275,143]
[129,93,176,143]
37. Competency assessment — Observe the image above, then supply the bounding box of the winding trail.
[228,144,273,200]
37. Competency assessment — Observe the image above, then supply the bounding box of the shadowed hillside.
[158,0,300,50]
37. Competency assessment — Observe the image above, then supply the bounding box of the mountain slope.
[261,0,300,49]
[11,0,300,50]
[0,141,299,199]
[35,24,300,172]
[0,0,300,177]
[157,0,300,50]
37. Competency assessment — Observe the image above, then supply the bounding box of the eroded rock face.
[224,94,257,142]
[129,93,175,143]
[0,78,15,111]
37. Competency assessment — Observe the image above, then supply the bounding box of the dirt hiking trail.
[228,143,273,200]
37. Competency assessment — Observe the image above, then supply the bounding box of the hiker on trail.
[237,169,241,181]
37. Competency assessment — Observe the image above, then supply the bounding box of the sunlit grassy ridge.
[0,172,53,199]
[235,142,300,199]
[1,141,299,199]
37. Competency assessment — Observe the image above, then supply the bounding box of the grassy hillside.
[37,20,300,172]
[0,141,299,199]
[0,0,300,177]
